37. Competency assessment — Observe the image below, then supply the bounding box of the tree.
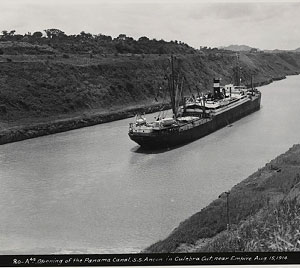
[32,31,43,38]
[138,36,149,42]
[1,30,8,37]
[44,29,65,39]
[116,34,127,41]
[95,34,112,42]
[1,30,16,40]
[78,31,93,40]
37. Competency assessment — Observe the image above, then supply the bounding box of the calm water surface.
[1,75,300,254]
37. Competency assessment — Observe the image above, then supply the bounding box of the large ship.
[128,56,261,149]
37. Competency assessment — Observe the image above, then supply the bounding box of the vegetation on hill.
[199,198,300,252]
[0,29,195,55]
[145,144,300,253]
[0,29,300,142]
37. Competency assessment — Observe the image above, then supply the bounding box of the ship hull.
[129,94,261,149]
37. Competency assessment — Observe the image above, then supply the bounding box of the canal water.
[1,75,300,254]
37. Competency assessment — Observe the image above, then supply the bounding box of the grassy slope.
[1,41,300,130]
[145,144,300,253]
[198,198,300,252]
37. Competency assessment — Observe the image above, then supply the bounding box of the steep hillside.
[1,50,300,125]
[0,32,300,143]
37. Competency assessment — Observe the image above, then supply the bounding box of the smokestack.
[213,78,221,99]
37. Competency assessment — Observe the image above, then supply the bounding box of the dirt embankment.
[145,144,300,253]
[0,49,300,145]
[0,103,167,145]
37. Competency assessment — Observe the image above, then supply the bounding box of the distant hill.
[221,44,300,53]
[220,44,257,52]
[263,47,300,53]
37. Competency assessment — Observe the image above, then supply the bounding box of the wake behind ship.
[128,56,261,149]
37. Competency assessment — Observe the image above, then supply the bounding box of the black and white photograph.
[0,0,300,266]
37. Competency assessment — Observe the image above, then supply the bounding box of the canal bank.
[145,143,300,253]
[0,75,288,145]
[0,103,170,145]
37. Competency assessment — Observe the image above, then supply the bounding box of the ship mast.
[168,55,180,119]
[235,53,241,86]
[251,75,255,95]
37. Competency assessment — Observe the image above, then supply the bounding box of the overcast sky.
[1,0,300,50]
